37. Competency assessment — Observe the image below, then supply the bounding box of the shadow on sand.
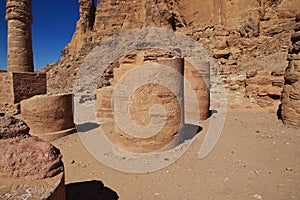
[183,123,203,141]
[66,180,119,200]
[75,122,100,133]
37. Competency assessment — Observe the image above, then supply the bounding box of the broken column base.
[29,127,76,142]
[21,93,76,141]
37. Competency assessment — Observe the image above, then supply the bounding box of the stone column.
[281,19,300,128]
[113,58,184,153]
[6,0,34,72]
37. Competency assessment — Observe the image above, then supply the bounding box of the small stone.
[70,160,75,164]
[286,167,293,171]
[246,69,257,78]
[154,192,160,196]
[213,49,231,59]
[253,194,262,199]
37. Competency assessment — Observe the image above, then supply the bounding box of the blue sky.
[0,0,96,71]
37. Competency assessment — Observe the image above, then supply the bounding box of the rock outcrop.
[0,115,30,139]
[0,136,64,180]
[41,0,300,110]
[0,115,64,180]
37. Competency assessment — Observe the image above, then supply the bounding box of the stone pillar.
[184,60,210,121]
[113,58,184,153]
[281,19,300,128]
[96,86,113,122]
[6,0,34,72]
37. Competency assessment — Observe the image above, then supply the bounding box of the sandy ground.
[51,107,300,200]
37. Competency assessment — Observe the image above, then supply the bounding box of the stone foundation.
[21,93,75,141]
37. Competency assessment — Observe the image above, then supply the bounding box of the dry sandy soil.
[52,107,299,200]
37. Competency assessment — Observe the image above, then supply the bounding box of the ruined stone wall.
[0,71,14,113]
[0,72,46,114]
[12,73,46,103]
[245,70,284,107]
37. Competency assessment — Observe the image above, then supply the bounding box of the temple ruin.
[0,0,46,114]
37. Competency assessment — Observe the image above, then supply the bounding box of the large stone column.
[6,0,34,72]
[113,58,184,153]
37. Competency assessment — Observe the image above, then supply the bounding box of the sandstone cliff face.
[42,0,300,110]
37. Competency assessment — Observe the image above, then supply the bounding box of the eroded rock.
[0,115,30,139]
[0,135,64,180]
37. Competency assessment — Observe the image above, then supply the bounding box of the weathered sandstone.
[281,18,300,128]
[6,0,34,72]
[0,115,30,139]
[21,93,75,141]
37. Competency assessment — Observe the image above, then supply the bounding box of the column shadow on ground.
[183,123,203,141]
[75,122,100,133]
[66,180,119,200]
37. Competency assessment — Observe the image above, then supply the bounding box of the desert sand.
[52,107,299,200]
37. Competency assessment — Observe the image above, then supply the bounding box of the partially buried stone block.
[21,93,76,141]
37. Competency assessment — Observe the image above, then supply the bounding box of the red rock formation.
[0,135,64,180]
[42,0,300,111]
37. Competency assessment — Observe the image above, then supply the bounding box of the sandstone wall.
[0,72,14,113]
[0,72,46,114]
[245,70,284,107]
[12,72,46,103]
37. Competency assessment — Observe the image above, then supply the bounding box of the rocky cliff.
[41,0,300,110]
